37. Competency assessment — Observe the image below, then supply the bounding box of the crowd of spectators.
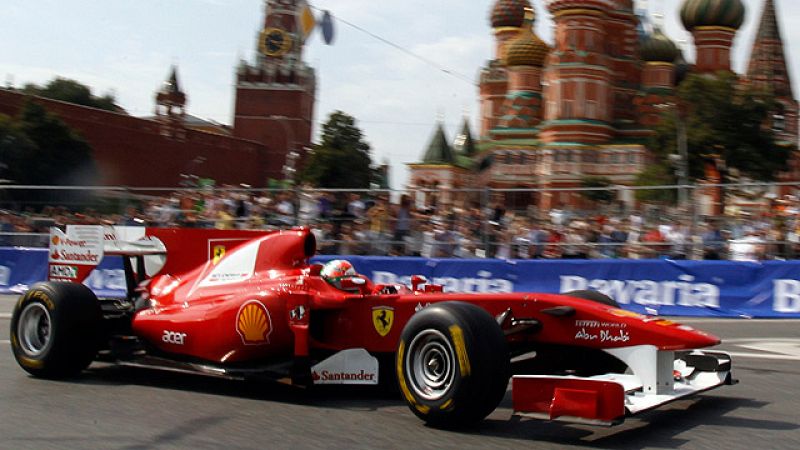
[2,186,799,261]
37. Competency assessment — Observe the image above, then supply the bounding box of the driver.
[320,259,358,289]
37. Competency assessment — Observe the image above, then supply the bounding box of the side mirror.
[308,264,323,276]
[340,276,369,294]
[411,275,427,292]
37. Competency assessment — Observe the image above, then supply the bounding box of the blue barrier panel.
[2,248,799,318]
[314,256,800,318]
[0,247,48,294]
[0,248,125,298]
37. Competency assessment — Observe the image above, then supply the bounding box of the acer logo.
[162,330,187,345]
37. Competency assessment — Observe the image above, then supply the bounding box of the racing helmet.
[320,259,357,288]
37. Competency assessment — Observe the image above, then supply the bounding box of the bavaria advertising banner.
[2,248,800,317]
[314,256,800,318]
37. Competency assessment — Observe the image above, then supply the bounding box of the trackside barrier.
[2,248,800,318]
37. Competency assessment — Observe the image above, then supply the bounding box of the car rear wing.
[48,225,273,293]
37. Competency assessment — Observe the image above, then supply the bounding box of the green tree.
[579,176,615,204]
[301,111,373,188]
[0,114,36,183]
[14,101,97,186]
[634,164,677,204]
[0,102,98,208]
[648,72,787,183]
[23,77,122,112]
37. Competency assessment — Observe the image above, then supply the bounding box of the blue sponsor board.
[0,248,125,298]
[2,248,799,317]
[314,256,800,318]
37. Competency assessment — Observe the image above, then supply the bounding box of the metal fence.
[1,182,799,261]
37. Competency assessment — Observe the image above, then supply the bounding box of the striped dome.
[491,0,532,28]
[640,27,679,63]
[506,33,549,67]
[681,0,746,31]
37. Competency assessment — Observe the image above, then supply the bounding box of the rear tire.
[563,289,619,307]
[396,302,510,428]
[10,282,102,378]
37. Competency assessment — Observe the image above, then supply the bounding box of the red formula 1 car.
[10,226,735,427]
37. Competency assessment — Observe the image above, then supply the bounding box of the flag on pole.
[321,10,335,45]
[297,1,316,42]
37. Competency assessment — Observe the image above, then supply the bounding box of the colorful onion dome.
[640,26,679,63]
[505,8,550,67]
[491,0,532,28]
[680,0,746,31]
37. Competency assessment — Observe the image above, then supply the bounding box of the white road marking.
[0,340,9,344]
[679,319,800,324]
[727,352,800,361]
[724,338,800,361]
[0,313,11,319]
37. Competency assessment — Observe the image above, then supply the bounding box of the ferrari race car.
[10,225,735,427]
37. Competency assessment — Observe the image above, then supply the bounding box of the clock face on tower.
[259,27,292,57]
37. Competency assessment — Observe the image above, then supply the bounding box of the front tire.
[10,282,102,378]
[396,302,510,428]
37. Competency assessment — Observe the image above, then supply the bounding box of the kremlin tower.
[233,0,316,180]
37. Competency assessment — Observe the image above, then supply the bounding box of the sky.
[3,0,800,189]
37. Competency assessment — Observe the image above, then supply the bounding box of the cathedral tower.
[480,0,531,137]
[540,0,615,144]
[681,0,745,73]
[636,26,680,127]
[497,7,549,134]
[233,0,316,180]
[747,0,798,145]
[604,1,642,129]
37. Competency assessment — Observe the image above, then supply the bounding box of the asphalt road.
[2,294,800,450]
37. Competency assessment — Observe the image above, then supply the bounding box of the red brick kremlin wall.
[0,89,275,188]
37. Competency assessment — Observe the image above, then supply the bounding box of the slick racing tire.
[563,289,619,307]
[10,282,102,378]
[396,302,510,428]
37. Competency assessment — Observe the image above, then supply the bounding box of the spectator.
[273,191,295,227]
[729,229,765,262]
[391,194,414,255]
[347,193,366,219]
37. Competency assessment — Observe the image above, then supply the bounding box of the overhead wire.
[308,5,477,87]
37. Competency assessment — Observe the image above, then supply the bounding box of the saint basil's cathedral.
[408,0,798,215]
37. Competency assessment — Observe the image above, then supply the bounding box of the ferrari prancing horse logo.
[212,245,226,265]
[372,306,394,337]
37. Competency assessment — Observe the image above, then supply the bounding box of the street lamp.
[266,115,300,184]
[656,102,690,208]
[282,150,300,184]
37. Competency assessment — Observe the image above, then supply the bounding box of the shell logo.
[236,300,273,345]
